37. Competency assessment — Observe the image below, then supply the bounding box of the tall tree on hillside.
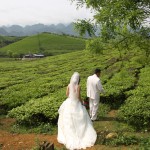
[71,0,150,60]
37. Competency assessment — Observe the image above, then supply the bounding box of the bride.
[57,72,97,150]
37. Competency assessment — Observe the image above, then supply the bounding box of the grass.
[0,35,23,47]
[0,40,149,149]
[1,108,149,149]
[93,109,150,149]
[10,122,57,135]
[0,33,86,57]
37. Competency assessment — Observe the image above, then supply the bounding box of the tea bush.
[118,66,150,128]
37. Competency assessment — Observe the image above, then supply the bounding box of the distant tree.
[7,50,13,58]
[71,0,150,59]
[74,19,96,37]
[19,53,24,58]
[12,52,19,58]
[71,0,150,37]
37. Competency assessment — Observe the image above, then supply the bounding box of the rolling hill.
[0,35,23,48]
[0,33,86,57]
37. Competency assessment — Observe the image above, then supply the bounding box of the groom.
[87,68,104,121]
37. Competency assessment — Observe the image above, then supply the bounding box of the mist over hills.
[0,23,81,37]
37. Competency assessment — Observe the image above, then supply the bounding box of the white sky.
[0,0,93,27]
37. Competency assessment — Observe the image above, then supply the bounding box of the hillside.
[0,48,149,149]
[0,48,149,122]
[0,35,23,49]
[0,33,86,57]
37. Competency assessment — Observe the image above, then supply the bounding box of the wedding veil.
[69,72,80,98]
[70,72,80,85]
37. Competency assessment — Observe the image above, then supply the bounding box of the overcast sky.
[0,0,93,27]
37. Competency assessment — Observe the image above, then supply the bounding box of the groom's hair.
[94,68,101,74]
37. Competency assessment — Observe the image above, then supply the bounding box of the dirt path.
[0,130,102,150]
[0,111,137,150]
[0,118,61,150]
[0,118,98,150]
[0,130,62,150]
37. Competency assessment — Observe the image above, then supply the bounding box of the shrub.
[117,96,150,129]
[118,66,150,129]
[104,134,139,146]
[8,96,63,125]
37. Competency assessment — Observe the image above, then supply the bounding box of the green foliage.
[11,122,56,134]
[104,134,139,146]
[0,49,111,114]
[0,78,65,110]
[139,137,150,150]
[86,38,105,54]
[135,28,150,58]
[97,103,110,119]
[0,46,149,128]
[104,69,136,97]
[0,33,86,57]
[99,132,150,148]
[118,96,150,128]
[0,35,23,48]
[71,0,150,61]
[74,19,96,37]
[118,67,150,128]
[8,96,62,125]
[71,0,150,38]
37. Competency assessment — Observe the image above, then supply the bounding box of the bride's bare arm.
[66,85,69,97]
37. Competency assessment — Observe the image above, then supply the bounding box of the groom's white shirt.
[87,74,104,100]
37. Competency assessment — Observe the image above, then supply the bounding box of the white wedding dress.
[57,73,97,150]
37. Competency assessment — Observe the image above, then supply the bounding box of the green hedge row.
[118,66,150,128]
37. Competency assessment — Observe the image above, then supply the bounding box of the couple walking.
[57,68,104,150]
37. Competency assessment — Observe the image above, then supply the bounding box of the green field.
[0,47,149,124]
[0,33,86,57]
[0,35,23,49]
[0,44,149,148]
